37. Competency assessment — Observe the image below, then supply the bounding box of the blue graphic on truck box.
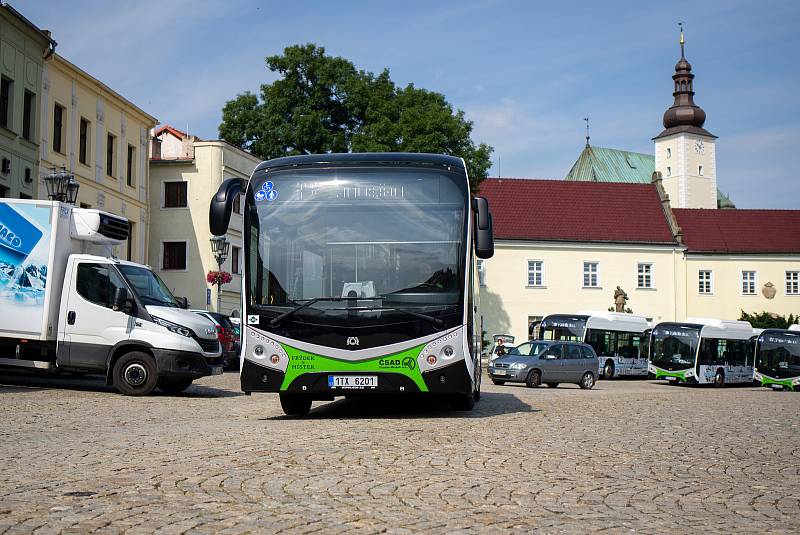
[0,202,51,334]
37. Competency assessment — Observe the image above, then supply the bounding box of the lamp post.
[209,235,229,312]
[43,166,79,203]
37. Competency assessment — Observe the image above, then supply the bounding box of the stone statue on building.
[613,286,628,312]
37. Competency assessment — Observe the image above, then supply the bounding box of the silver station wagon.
[488,341,599,389]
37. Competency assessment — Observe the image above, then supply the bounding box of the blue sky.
[19,0,800,208]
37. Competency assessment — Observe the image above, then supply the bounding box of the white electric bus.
[209,153,494,415]
[753,325,800,391]
[538,312,650,379]
[648,318,754,386]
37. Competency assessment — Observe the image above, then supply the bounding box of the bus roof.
[578,311,650,333]
[253,153,466,173]
[684,317,754,340]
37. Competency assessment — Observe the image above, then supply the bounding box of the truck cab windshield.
[118,264,180,307]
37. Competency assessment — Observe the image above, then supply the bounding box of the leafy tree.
[219,44,493,190]
[739,310,799,329]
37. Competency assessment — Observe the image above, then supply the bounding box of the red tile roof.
[154,124,191,139]
[478,178,677,245]
[673,209,800,254]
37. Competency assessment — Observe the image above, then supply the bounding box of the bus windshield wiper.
[361,306,444,328]
[269,296,382,327]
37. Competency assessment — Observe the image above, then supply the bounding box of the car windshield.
[757,331,800,379]
[247,167,467,324]
[650,324,700,371]
[507,342,549,357]
[118,265,179,307]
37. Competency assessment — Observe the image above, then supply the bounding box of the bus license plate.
[328,375,377,389]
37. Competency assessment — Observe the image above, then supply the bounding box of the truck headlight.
[510,362,528,370]
[152,316,193,337]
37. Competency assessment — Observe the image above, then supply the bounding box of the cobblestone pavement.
[1,371,798,534]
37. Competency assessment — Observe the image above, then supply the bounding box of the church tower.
[653,28,718,209]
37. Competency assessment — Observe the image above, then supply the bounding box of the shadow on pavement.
[271,391,539,420]
[0,371,240,398]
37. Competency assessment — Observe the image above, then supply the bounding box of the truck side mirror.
[112,287,129,311]
[210,177,246,236]
[472,196,494,259]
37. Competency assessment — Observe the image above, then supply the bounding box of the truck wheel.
[157,378,194,394]
[279,394,312,416]
[113,352,158,396]
[604,361,615,379]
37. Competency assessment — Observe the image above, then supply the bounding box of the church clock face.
[694,139,705,154]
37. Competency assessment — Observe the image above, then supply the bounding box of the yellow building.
[0,4,55,199]
[38,54,157,262]
[149,126,260,315]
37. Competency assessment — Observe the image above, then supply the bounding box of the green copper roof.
[565,145,735,208]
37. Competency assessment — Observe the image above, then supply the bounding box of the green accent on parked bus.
[278,343,428,392]
[652,366,691,381]
[759,375,796,391]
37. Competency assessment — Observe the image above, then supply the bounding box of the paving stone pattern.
[0,372,798,534]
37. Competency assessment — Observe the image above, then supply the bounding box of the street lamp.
[209,235,230,312]
[43,166,79,203]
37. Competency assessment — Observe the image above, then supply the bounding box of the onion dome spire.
[653,24,716,140]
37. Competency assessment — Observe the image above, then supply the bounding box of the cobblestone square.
[1,372,798,534]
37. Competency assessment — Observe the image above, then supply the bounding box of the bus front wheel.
[714,369,725,388]
[279,394,312,416]
[604,361,615,380]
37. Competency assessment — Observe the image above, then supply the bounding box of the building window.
[698,270,713,294]
[477,259,486,287]
[79,118,90,165]
[666,166,672,177]
[0,77,11,129]
[231,246,241,274]
[666,147,671,158]
[163,181,187,208]
[18,192,31,200]
[232,193,241,214]
[787,271,799,295]
[126,145,135,187]
[527,260,543,287]
[0,185,8,198]
[106,133,116,177]
[583,262,599,288]
[22,91,34,141]
[79,202,91,209]
[53,103,65,153]
[162,241,187,270]
[637,263,653,289]
[127,222,135,261]
[741,271,756,295]
[698,165,704,176]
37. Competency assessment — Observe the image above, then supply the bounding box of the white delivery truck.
[0,198,223,395]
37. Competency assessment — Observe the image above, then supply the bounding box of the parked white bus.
[754,325,800,391]
[649,318,754,386]
[538,312,650,379]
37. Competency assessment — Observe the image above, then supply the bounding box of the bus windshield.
[247,166,467,329]
[650,324,700,371]
[539,316,587,342]
[757,331,800,379]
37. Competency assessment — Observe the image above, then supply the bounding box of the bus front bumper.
[241,358,472,395]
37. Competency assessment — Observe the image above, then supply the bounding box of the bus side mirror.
[473,196,494,259]
[210,177,246,236]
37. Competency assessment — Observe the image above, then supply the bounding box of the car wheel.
[157,378,194,394]
[112,351,158,396]
[491,379,506,385]
[604,361,615,380]
[526,369,541,388]
[452,392,475,411]
[546,383,559,388]
[714,369,725,388]
[580,372,595,390]
[279,394,312,416]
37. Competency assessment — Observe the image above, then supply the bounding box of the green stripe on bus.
[652,367,691,381]
[279,343,429,392]
[759,375,796,391]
